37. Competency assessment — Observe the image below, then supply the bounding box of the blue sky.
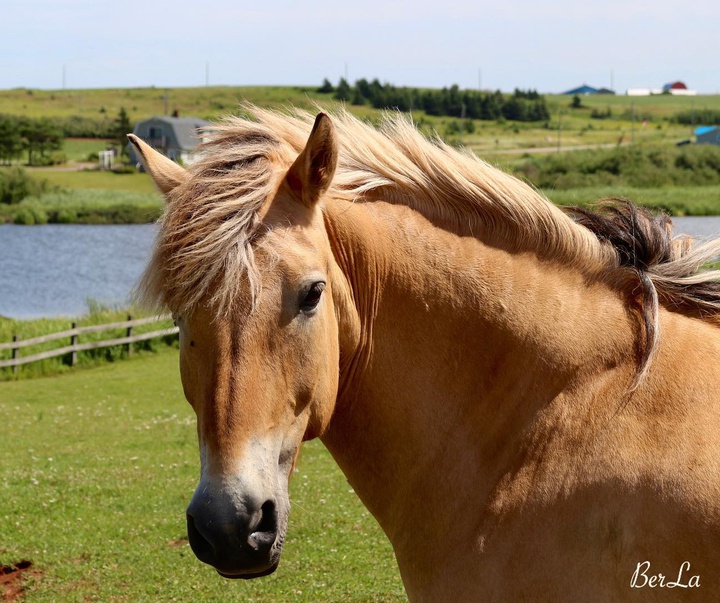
[3,0,719,93]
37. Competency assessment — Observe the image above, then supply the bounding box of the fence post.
[12,335,18,376]
[126,315,133,357]
[70,322,78,367]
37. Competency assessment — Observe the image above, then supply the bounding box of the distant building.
[128,115,210,166]
[563,85,598,95]
[562,84,615,95]
[696,126,720,145]
[627,81,697,96]
[627,88,663,96]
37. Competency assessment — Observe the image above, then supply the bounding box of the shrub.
[515,144,720,190]
[12,205,48,225]
[111,164,138,174]
[0,167,50,204]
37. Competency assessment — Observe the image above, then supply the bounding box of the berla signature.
[631,561,700,589]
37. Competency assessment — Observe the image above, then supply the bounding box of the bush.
[674,109,720,126]
[111,164,138,174]
[12,205,48,225]
[29,151,67,167]
[0,167,50,204]
[516,144,720,190]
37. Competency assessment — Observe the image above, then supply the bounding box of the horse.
[129,105,720,601]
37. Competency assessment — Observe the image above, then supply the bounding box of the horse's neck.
[321,197,635,554]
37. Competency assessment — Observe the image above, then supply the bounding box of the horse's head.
[130,114,359,578]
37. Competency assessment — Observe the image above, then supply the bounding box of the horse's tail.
[566,199,720,388]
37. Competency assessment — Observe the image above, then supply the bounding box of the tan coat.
[131,106,720,601]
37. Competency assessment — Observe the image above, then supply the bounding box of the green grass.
[0,86,333,121]
[28,169,158,194]
[0,189,162,224]
[61,138,114,163]
[3,85,720,223]
[0,350,406,601]
[1,85,715,154]
[544,185,720,216]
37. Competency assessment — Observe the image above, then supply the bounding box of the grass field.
[60,139,113,163]
[0,86,331,121]
[28,170,158,195]
[0,349,406,601]
[545,184,720,215]
[3,85,720,222]
[3,85,719,153]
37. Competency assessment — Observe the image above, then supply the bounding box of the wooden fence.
[0,316,179,373]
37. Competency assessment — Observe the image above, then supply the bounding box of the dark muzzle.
[186,497,281,578]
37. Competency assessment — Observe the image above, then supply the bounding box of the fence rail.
[0,315,179,372]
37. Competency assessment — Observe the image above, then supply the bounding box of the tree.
[317,78,334,94]
[334,78,352,102]
[0,115,23,165]
[111,108,133,157]
[21,118,63,166]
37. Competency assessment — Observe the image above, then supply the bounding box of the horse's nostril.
[257,500,278,532]
[186,512,216,565]
[249,500,278,552]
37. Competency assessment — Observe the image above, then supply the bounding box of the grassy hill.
[3,84,720,220]
[3,84,720,149]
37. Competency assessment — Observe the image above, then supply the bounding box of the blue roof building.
[695,126,720,145]
[562,85,598,95]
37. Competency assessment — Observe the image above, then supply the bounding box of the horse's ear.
[127,134,189,197]
[286,113,338,207]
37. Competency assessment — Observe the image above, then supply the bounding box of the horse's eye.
[300,282,326,313]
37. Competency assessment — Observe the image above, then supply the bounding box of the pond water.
[1,216,720,320]
[0,224,156,319]
[672,216,720,240]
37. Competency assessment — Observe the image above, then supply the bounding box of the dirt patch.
[1,561,35,602]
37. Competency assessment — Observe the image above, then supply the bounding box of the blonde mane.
[140,104,720,383]
[141,104,612,312]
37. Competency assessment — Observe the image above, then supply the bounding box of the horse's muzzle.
[186,497,282,578]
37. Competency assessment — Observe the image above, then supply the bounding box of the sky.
[3,0,720,94]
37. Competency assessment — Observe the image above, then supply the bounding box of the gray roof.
[137,116,210,150]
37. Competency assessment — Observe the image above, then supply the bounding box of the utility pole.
[205,62,209,87]
[478,68,482,91]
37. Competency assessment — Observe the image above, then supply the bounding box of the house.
[696,126,720,145]
[562,85,598,95]
[128,115,210,166]
[664,81,687,92]
[663,81,697,96]
[627,88,663,96]
[628,81,697,96]
[562,84,615,95]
